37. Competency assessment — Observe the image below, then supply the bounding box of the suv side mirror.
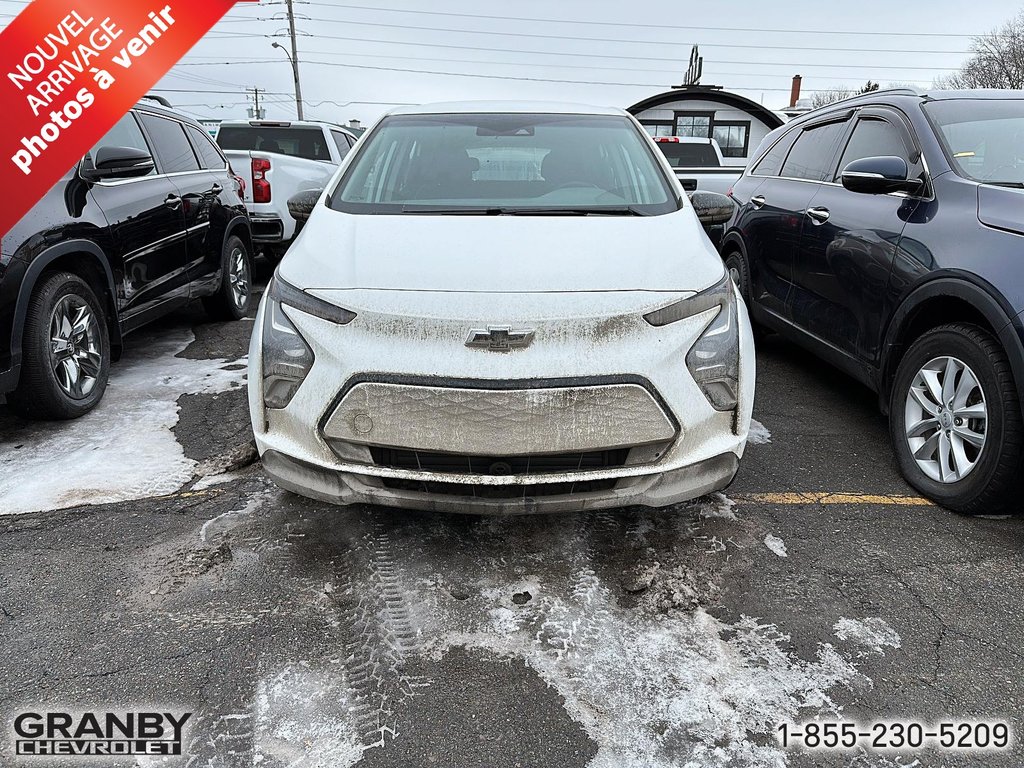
[689,190,735,226]
[841,156,923,195]
[288,189,323,223]
[83,146,155,180]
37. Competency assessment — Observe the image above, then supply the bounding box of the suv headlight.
[262,276,356,409]
[644,272,739,411]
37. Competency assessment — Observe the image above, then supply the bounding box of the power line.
[303,2,991,40]
[243,17,976,55]
[176,50,956,76]
[196,28,972,58]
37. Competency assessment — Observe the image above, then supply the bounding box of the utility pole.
[246,87,265,119]
[285,0,304,119]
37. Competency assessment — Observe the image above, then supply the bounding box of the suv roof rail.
[823,86,924,109]
[140,94,173,108]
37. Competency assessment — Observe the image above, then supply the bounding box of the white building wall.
[634,97,777,167]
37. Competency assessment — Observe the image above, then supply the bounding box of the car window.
[712,122,749,158]
[330,130,352,160]
[217,126,334,161]
[186,124,227,170]
[750,129,798,177]
[835,118,909,178]
[654,140,721,168]
[925,99,1024,184]
[140,114,201,174]
[781,120,848,181]
[85,113,155,177]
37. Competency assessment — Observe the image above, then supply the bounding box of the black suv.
[724,89,1024,513]
[0,99,253,420]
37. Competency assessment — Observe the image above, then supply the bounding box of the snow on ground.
[747,419,772,445]
[0,329,246,515]
[834,617,902,656]
[763,534,788,558]
[399,511,875,768]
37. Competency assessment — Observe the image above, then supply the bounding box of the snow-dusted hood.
[278,205,724,293]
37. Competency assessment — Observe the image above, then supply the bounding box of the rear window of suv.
[654,140,721,168]
[216,126,333,162]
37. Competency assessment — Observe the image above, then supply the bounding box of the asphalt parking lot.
[2,270,1023,768]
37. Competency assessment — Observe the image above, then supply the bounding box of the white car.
[247,101,755,514]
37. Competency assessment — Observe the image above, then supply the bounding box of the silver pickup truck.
[215,120,360,263]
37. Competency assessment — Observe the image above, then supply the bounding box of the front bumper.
[248,287,755,514]
[260,448,739,515]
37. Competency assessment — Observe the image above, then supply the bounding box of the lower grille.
[369,447,629,475]
[379,477,618,498]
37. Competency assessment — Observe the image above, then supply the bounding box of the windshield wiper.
[985,181,1024,189]
[502,206,650,216]
[398,205,650,216]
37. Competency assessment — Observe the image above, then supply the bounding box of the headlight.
[262,276,356,409]
[644,272,739,411]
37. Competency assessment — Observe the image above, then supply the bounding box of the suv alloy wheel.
[889,323,1024,513]
[8,272,110,419]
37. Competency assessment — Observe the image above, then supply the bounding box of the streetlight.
[272,41,304,120]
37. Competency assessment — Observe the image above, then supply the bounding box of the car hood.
[978,184,1024,235]
[277,206,723,293]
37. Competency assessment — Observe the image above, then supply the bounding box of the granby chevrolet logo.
[13,711,191,757]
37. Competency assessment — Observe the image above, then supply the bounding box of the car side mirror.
[841,156,923,195]
[83,146,155,180]
[689,190,734,226]
[287,189,323,223]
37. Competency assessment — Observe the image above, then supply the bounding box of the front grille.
[379,477,618,498]
[369,447,629,475]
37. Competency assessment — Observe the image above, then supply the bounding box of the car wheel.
[203,235,253,320]
[8,271,110,420]
[889,322,1024,514]
[723,249,765,339]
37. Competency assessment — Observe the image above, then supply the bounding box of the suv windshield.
[329,112,679,215]
[925,99,1024,185]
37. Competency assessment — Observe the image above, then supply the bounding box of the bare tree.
[810,81,881,109]
[939,11,1024,89]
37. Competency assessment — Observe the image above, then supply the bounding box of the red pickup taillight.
[252,157,271,203]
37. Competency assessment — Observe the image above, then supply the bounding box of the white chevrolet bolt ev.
[247,102,755,514]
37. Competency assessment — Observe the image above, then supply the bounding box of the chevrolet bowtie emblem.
[465,326,536,352]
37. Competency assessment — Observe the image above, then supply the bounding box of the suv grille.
[378,477,618,498]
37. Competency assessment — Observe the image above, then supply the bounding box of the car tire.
[888,322,1024,514]
[203,235,253,321]
[8,271,110,420]
[723,249,766,339]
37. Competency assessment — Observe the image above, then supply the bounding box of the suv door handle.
[805,206,831,224]
[750,195,766,209]
[164,194,182,210]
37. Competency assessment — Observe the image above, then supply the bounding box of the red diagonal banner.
[0,0,256,237]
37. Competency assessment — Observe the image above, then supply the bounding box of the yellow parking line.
[734,492,934,506]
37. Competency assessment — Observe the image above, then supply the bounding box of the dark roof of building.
[627,86,785,130]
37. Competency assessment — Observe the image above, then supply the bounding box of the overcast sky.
[2,0,1021,125]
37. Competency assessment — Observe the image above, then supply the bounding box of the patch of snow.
[697,492,738,520]
[416,520,869,768]
[764,534,788,558]
[252,664,363,767]
[834,617,901,655]
[192,469,249,490]
[747,418,772,445]
[199,494,265,544]
[0,329,246,515]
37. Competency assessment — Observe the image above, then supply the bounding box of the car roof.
[217,119,354,132]
[386,100,628,117]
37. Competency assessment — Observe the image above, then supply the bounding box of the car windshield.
[329,112,679,215]
[925,99,1024,185]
